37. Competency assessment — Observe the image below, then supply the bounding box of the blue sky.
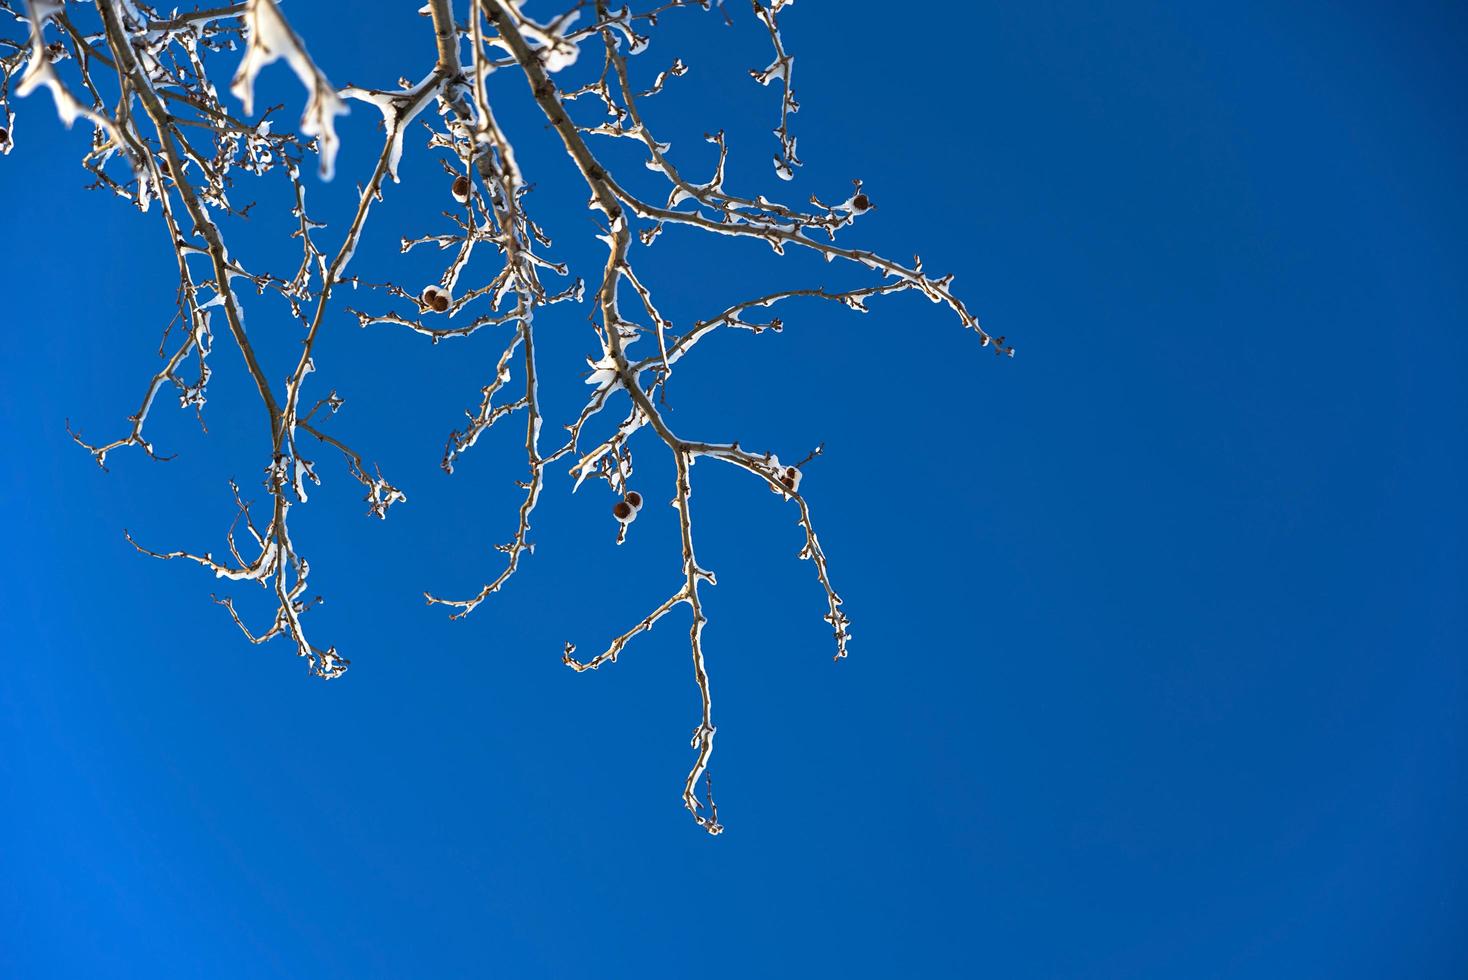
[1,1,1464,976]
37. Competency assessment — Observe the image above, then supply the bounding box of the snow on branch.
[231,0,347,178]
[2,0,1009,835]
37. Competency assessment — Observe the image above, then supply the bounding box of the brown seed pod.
[451,175,471,202]
[421,285,451,313]
[623,490,643,510]
[852,193,871,211]
[613,500,634,521]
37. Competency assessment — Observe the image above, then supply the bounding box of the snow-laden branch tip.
[231,0,347,178]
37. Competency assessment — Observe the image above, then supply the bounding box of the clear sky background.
[1,1,1464,977]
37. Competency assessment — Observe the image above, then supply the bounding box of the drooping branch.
[6,0,1008,833]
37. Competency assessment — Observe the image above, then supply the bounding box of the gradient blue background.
[2,2,1464,976]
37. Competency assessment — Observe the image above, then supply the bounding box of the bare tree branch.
[4,0,1008,833]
